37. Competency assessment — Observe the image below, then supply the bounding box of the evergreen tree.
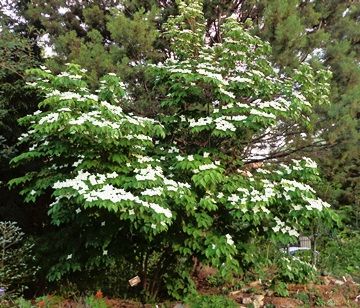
[0,9,44,232]
[16,0,163,115]
[315,1,360,227]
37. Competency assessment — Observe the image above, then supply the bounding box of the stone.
[242,297,252,305]
[334,279,345,285]
[253,295,264,308]
[173,304,187,308]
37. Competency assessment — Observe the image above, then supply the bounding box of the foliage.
[318,230,360,282]
[271,281,289,297]
[183,293,238,308]
[84,291,109,308]
[0,15,40,151]
[238,239,317,289]
[0,12,43,246]
[315,297,326,307]
[15,0,163,116]
[274,255,316,284]
[181,0,360,234]
[292,290,310,305]
[9,0,339,300]
[11,293,108,308]
[0,221,39,296]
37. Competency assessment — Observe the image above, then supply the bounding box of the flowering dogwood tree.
[10,0,339,300]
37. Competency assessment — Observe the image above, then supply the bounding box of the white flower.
[141,187,163,196]
[103,250,108,255]
[228,194,240,204]
[260,206,270,214]
[151,224,157,229]
[76,208,81,214]
[288,229,299,237]
[188,117,213,127]
[176,155,184,162]
[67,254,72,260]
[188,155,194,161]
[101,221,106,226]
[150,203,172,218]
[225,234,234,246]
[272,225,280,232]
[73,160,82,167]
[129,209,135,215]
[199,163,217,171]
[250,108,276,119]
[303,157,317,169]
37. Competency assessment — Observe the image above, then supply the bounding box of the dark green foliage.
[0,11,43,238]
[318,230,360,282]
[184,293,238,308]
[18,0,163,116]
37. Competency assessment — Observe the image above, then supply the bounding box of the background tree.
[13,0,164,116]
[0,9,46,235]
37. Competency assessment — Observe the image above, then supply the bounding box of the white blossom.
[188,116,213,127]
[225,234,234,246]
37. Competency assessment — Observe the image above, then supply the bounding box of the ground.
[73,275,360,307]
[21,272,359,307]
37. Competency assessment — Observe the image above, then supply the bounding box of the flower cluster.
[281,179,315,194]
[304,197,330,211]
[225,234,235,246]
[272,217,299,237]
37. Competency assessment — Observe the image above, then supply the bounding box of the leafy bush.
[292,290,310,305]
[318,230,360,281]
[275,255,316,284]
[183,294,237,308]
